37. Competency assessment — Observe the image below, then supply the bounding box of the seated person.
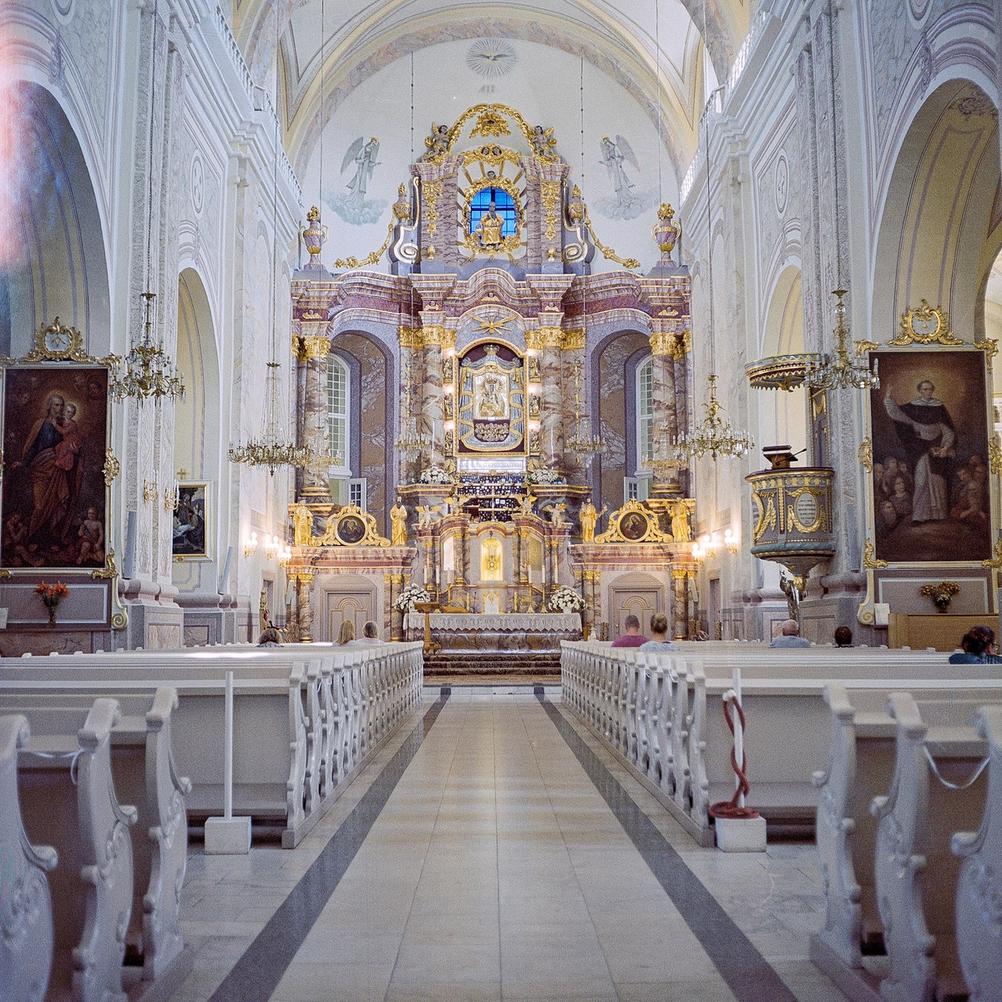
[949,629,989,664]
[639,614,677,652]
[257,626,282,647]
[358,621,386,645]
[337,620,356,645]
[770,619,811,648]
[611,614,647,647]
[833,626,853,648]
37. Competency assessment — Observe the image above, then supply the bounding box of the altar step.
[423,651,562,677]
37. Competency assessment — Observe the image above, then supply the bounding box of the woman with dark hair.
[947,627,1001,664]
[257,627,282,647]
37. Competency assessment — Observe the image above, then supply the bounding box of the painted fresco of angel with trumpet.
[596,134,656,221]
[327,136,387,225]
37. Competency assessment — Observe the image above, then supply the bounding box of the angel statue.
[342,137,380,211]
[599,135,642,218]
[579,500,608,544]
[422,123,451,160]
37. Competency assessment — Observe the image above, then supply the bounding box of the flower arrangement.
[418,466,453,485]
[528,467,565,485]
[548,585,585,613]
[396,584,432,613]
[920,580,960,612]
[35,581,69,625]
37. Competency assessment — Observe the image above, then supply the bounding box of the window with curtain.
[327,355,350,475]
[636,356,654,473]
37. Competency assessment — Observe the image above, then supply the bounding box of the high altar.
[281,104,698,657]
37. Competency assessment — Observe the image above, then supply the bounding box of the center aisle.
[193,694,846,1002]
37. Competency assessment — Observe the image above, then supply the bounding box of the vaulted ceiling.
[230,0,750,173]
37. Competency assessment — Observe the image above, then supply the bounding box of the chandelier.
[111,291,185,404]
[229,363,322,475]
[229,5,320,476]
[112,2,183,406]
[672,374,754,463]
[804,289,879,391]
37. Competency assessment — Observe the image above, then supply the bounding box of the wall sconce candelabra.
[724,528,739,554]
[143,479,158,504]
[243,531,259,557]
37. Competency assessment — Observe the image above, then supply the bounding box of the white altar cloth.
[404,612,580,633]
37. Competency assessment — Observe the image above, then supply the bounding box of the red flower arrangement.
[35,581,69,626]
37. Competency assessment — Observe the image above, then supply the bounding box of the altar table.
[404,611,581,652]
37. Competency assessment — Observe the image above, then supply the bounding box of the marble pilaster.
[672,568,688,640]
[296,574,314,643]
[296,325,332,501]
[648,327,680,495]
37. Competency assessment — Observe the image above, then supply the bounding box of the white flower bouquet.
[418,466,453,485]
[396,584,432,613]
[548,585,585,613]
[528,467,565,485]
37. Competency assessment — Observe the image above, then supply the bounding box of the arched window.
[469,187,518,236]
[326,354,351,476]
[636,356,654,473]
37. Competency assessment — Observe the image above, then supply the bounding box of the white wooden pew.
[810,687,1002,1001]
[5,688,191,987]
[0,714,57,1002]
[0,642,423,847]
[872,692,988,1002]
[18,699,137,1002]
[952,705,1002,1002]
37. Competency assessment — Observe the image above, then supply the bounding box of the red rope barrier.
[709,692,760,820]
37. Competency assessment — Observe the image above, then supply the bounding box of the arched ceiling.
[230,0,749,172]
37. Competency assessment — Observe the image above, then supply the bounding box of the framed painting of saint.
[868,349,991,563]
[173,482,210,559]
[1,366,110,570]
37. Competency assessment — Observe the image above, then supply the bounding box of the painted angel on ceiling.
[328,136,387,225]
[596,135,656,221]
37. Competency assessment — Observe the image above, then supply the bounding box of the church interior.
[2,0,1002,999]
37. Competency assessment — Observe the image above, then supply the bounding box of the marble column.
[297,328,332,501]
[649,328,680,496]
[418,325,449,471]
[536,328,565,469]
[296,573,314,643]
[398,325,423,483]
[671,568,688,640]
[385,572,403,641]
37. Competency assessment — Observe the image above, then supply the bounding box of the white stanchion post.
[205,671,251,854]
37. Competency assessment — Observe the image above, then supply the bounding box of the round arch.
[0,82,109,355]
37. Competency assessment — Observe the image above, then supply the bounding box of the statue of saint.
[549,503,568,529]
[292,504,314,546]
[669,500,692,542]
[475,200,505,248]
[579,500,608,543]
[390,501,408,546]
[518,494,537,517]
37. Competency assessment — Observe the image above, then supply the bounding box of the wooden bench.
[17,698,138,1002]
[951,705,1002,1002]
[0,714,57,1002]
[809,687,1002,1001]
[7,688,191,989]
[0,642,424,847]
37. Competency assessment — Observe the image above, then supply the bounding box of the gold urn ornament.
[302,206,329,269]
[652,202,681,264]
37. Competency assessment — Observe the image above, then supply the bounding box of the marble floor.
[174,690,847,1002]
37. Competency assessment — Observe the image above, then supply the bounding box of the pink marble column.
[419,327,446,470]
[539,335,565,469]
[297,328,332,501]
[648,328,680,495]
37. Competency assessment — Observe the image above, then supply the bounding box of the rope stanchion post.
[710,668,767,852]
[205,671,251,854]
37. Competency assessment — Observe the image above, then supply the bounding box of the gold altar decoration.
[981,541,1002,570]
[390,501,408,546]
[334,218,395,270]
[891,299,962,346]
[291,504,314,546]
[11,317,119,367]
[595,499,671,544]
[974,337,999,369]
[578,501,607,543]
[862,541,888,569]
[421,103,560,164]
[582,211,640,270]
[854,339,879,356]
[295,335,331,361]
[650,330,691,360]
[745,353,825,391]
[471,108,511,138]
[314,504,390,548]
[102,450,121,486]
[90,549,118,581]
[858,438,873,472]
[540,180,561,242]
[561,329,585,351]
[669,499,694,542]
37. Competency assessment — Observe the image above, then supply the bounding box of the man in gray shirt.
[770,619,811,648]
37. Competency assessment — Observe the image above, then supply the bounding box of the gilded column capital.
[526,326,564,351]
[295,335,332,360]
[421,324,455,350]
[399,325,424,349]
[649,329,691,360]
[561,328,585,351]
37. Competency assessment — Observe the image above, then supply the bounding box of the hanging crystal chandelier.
[229,361,321,475]
[110,291,185,404]
[112,2,183,406]
[804,288,880,392]
[672,374,754,463]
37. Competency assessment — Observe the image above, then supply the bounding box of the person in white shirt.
[639,614,678,652]
[770,619,811,648]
